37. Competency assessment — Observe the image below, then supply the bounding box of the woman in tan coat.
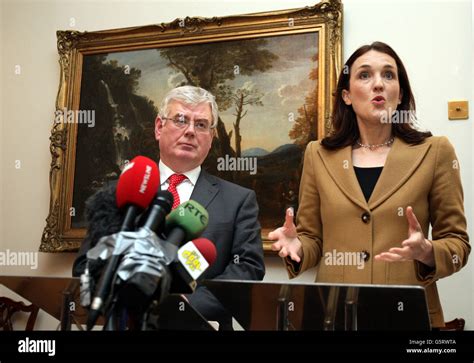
[269,41,470,328]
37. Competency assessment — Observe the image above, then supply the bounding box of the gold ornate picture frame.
[40,0,343,253]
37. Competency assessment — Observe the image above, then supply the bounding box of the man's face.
[155,100,214,173]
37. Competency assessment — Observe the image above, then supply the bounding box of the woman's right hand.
[268,207,303,263]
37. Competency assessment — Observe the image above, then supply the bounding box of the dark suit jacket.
[72,169,265,330]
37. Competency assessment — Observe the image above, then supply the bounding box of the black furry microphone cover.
[72,182,124,277]
[84,183,124,248]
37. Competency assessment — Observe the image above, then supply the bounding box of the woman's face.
[342,50,402,126]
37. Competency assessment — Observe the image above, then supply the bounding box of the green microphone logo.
[177,201,208,226]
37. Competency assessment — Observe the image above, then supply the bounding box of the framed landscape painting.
[40,0,343,252]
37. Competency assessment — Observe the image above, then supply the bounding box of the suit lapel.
[317,144,367,210]
[368,137,431,209]
[317,137,432,210]
[190,170,219,209]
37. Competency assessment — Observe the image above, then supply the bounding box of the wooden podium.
[203,279,432,330]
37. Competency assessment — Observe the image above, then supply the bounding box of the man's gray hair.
[159,86,219,128]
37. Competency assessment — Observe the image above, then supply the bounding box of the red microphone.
[169,238,217,294]
[87,156,159,330]
[192,238,217,267]
[115,156,160,231]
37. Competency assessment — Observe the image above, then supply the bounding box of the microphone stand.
[323,286,340,331]
[276,285,291,331]
[344,286,359,331]
[102,281,124,331]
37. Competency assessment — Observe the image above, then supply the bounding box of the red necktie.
[167,174,187,209]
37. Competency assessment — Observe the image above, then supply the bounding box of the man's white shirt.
[159,160,201,204]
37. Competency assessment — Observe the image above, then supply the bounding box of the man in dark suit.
[73,86,265,330]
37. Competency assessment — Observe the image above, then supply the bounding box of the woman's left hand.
[374,206,435,267]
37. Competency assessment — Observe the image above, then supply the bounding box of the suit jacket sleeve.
[415,136,470,282]
[186,189,265,328]
[285,141,323,278]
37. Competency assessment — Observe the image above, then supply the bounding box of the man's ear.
[342,89,352,105]
[154,116,163,141]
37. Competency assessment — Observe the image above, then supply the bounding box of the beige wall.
[1,0,473,329]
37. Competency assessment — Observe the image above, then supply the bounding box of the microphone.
[112,201,211,317]
[141,190,174,233]
[87,156,159,330]
[162,200,209,253]
[169,237,217,293]
[192,238,217,266]
[115,156,161,231]
[106,191,173,313]
[113,237,217,317]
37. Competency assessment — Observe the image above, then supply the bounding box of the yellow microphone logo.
[181,250,202,272]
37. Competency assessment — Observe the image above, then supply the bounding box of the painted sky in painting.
[105,31,318,151]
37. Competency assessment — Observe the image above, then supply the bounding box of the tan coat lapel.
[317,144,367,210]
[317,137,432,210]
[368,137,431,209]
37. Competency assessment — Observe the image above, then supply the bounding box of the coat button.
[361,212,371,223]
[360,250,370,262]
